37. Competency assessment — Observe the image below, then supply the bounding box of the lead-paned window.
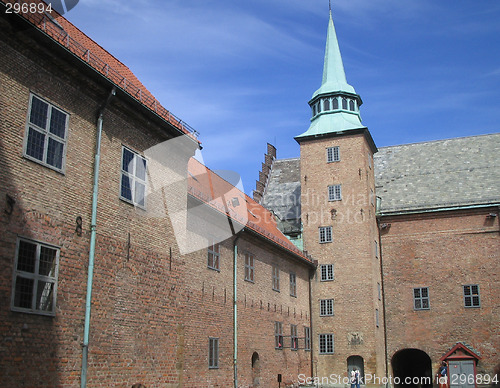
[319,226,332,243]
[120,146,147,207]
[463,285,480,308]
[319,333,334,354]
[328,184,342,201]
[320,264,334,281]
[327,146,340,163]
[413,287,430,310]
[24,94,68,171]
[320,299,334,316]
[11,238,59,316]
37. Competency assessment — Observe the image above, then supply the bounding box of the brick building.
[256,9,500,388]
[0,2,315,387]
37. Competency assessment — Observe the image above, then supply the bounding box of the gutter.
[80,87,116,388]
[378,203,500,218]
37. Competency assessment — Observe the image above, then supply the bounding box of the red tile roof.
[188,158,313,264]
[1,0,199,141]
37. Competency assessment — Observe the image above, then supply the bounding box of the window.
[463,285,480,308]
[332,97,339,110]
[323,99,330,111]
[275,322,283,349]
[349,100,355,111]
[342,98,348,110]
[320,264,334,281]
[244,253,254,282]
[120,146,147,207]
[312,104,317,116]
[290,273,297,297]
[328,184,342,201]
[209,338,219,369]
[207,241,220,270]
[320,299,334,316]
[319,226,332,243]
[413,287,430,310]
[291,324,298,351]
[319,334,334,354]
[377,282,381,300]
[327,146,340,163]
[11,238,59,316]
[24,94,68,171]
[376,309,380,327]
[304,327,311,351]
[272,265,280,291]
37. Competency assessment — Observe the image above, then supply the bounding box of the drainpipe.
[377,217,390,388]
[81,87,116,388]
[233,230,243,388]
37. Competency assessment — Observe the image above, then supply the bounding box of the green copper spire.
[296,10,365,141]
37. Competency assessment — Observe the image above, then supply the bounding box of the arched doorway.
[251,352,260,387]
[392,349,433,388]
[347,356,365,383]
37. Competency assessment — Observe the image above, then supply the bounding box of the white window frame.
[207,240,220,271]
[463,285,480,308]
[208,337,219,369]
[24,93,69,172]
[328,184,342,201]
[320,299,334,316]
[413,287,430,310]
[320,264,334,281]
[272,264,280,292]
[120,146,147,208]
[11,238,60,316]
[327,146,340,163]
[290,272,297,297]
[244,252,254,282]
[319,226,332,243]
[319,333,334,354]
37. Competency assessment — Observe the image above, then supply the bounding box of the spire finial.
[329,0,331,13]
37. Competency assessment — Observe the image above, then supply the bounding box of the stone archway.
[347,355,365,382]
[251,352,261,387]
[392,349,433,388]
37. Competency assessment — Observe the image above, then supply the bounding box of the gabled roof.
[1,0,198,141]
[187,158,313,265]
[441,342,482,361]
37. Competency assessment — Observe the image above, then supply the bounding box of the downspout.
[81,87,116,388]
[377,217,390,388]
[308,264,316,380]
[233,230,243,388]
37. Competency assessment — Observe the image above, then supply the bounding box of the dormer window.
[323,99,330,111]
[342,98,348,110]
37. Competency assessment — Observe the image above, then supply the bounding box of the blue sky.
[64,0,500,195]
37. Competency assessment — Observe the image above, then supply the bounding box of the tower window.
[275,321,283,349]
[342,98,348,110]
[328,184,342,201]
[319,226,332,243]
[323,99,330,111]
[463,285,480,308]
[320,299,334,316]
[413,287,430,310]
[319,333,334,354]
[332,98,339,110]
[208,338,219,369]
[349,100,355,111]
[327,146,340,163]
[312,104,317,116]
[320,264,334,281]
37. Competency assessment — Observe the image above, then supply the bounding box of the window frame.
[319,333,334,354]
[274,321,283,350]
[208,337,219,369]
[272,264,280,292]
[23,93,69,173]
[120,146,147,208]
[289,272,297,297]
[320,264,334,281]
[11,237,60,316]
[207,240,220,271]
[319,226,333,244]
[328,184,342,201]
[320,298,334,316]
[327,146,340,163]
[291,324,298,351]
[304,327,311,351]
[413,287,430,310]
[244,252,254,282]
[463,284,481,308]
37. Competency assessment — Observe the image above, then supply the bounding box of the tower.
[295,10,385,380]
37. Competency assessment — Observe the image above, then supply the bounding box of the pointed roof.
[312,11,356,98]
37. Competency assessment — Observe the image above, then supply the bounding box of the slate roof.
[260,158,301,234]
[374,133,500,214]
[261,134,500,223]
